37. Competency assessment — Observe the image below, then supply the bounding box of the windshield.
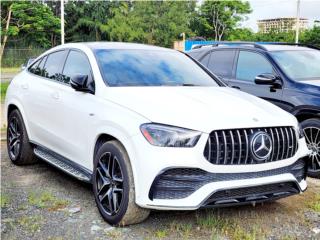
[270,50,320,81]
[94,49,218,87]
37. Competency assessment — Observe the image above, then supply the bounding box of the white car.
[5,42,310,226]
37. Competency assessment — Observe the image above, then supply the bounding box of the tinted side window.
[28,58,42,74]
[42,50,67,81]
[236,51,273,82]
[200,53,210,67]
[62,50,92,84]
[207,50,236,78]
[188,51,203,59]
[34,55,47,76]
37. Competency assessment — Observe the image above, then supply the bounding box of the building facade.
[258,18,308,33]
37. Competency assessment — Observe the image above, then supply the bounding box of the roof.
[83,42,172,51]
[260,44,313,51]
[188,42,318,53]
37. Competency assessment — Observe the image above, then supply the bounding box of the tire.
[93,140,150,226]
[300,118,320,179]
[7,109,37,165]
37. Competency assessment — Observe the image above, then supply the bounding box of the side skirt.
[32,143,92,183]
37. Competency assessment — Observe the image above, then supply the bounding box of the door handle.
[231,86,241,90]
[21,83,29,89]
[51,92,60,100]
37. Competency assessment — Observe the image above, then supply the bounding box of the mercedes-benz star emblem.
[251,131,273,161]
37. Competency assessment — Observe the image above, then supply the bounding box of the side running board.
[34,146,92,183]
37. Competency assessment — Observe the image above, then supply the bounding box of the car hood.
[103,87,297,133]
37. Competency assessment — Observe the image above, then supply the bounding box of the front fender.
[88,121,147,203]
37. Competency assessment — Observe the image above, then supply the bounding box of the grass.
[1,67,20,73]
[104,229,122,239]
[308,194,320,212]
[155,229,168,239]
[196,212,229,230]
[230,225,262,240]
[1,193,10,208]
[151,211,265,240]
[195,211,265,240]
[18,215,42,233]
[28,191,69,210]
[1,81,10,102]
[169,221,193,238]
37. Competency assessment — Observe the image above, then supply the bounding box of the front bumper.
[130,133,309,210]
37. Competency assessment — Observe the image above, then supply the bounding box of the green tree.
[254,29,295,42]
[128,1,196,47]
[103,1,145,42]
[197,0,251,41]
[0,1,60,58]
[65,0,196,48]
[65,1,114,42]
[227,28,254,41]
[301,26,320,48]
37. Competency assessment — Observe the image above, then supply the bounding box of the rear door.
[24,50,68,148]
[199,49,236,85]
[229,50,284,107]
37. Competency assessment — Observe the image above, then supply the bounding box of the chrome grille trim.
[269,128,275,162]
[207,136,212,163]
[215,132,219,164]
[222,131,227,164]
[285,128,290,159]
[236,130,242,165]
[230,130,235,164]
[280,128,285,160]
[244,129,249,164]
[275,128,280,162]
[204,126,298,165]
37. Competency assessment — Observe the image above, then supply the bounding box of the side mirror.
[70,75,94,94]
[21,64,26,70]
[255,74,278,85]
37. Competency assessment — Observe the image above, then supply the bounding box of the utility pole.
[61,0,65,44]
[295,0,301,44]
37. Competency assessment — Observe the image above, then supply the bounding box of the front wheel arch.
[292,106,320,122]
[7,104,19,121]
[93,133,138,187]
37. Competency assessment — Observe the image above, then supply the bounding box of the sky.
[241,0,320,32]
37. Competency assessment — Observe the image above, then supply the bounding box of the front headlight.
[140,123,201,147]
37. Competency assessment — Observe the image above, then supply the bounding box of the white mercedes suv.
[5,42,310,226]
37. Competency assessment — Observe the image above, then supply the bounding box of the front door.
[48,49,96,166]
[228,50,284,108]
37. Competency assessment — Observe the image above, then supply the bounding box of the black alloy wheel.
[7,109,37,165]
[7,116,21,160]
[301,118,320,179]
[304,126,320,177]
[93,141,150,226]
[95,152,124,216]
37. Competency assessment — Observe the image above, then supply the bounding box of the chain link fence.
[1,48,47,68]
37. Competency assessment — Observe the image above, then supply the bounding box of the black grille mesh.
[149,158,306,200]
[204,182,300,206]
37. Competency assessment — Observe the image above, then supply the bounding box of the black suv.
[188,42,320,178]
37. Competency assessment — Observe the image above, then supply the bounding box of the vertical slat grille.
[204,127,298,165]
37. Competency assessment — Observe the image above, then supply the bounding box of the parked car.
[188,42,320,178]
[21,57,36,70]
[5,42,310,226]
